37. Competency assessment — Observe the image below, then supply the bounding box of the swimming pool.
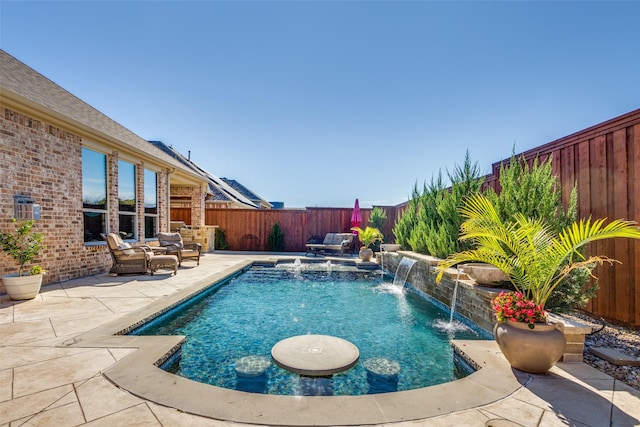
[133,262,485,396]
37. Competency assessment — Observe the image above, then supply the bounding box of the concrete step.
[590,347,640,366]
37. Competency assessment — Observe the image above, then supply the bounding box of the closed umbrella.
[351,199,361,232]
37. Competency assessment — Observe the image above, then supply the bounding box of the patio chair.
[157,232,202,267]
[305,233,355,257]
[104,233,154,275]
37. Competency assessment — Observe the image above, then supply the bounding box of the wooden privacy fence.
[171,206,396,252]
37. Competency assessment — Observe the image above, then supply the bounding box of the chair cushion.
[106,233,121,250]
[181,249,200,257]
[158,232,184,250]
[150,255,178,268]
[117,242,135,255]
[332,234,346,245]
[322,233,336,245]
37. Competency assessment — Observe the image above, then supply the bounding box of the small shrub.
[215,228,230,250]
[267,222,285,252]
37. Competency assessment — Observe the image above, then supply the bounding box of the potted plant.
[0,219,45,300]
[350,226,383,262]
[436,194,640,373]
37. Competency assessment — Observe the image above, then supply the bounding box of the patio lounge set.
[305,232,356,257]
[104,232,201,276]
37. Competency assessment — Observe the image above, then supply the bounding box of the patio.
[1,252,639,426]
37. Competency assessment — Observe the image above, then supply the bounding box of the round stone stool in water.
[363,357,401,394]
[234,355,271,393]
[272,335,359,396]
[271,335,359,376]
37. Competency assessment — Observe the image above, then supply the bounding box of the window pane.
[83,212,106,242]
[118,160,136,213]
[82,148,107,210]
[119,214,135,240]
[145,215,157,239]
[144,169,157,214]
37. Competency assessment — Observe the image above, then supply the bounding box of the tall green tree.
[397,151,484,258]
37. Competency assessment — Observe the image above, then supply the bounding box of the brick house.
[0,50,211,286]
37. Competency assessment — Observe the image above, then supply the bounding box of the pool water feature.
[133,264,484,396]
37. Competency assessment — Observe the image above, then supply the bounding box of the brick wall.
[1,106,111,286]
[0,106,173,288]
[158,168,170,232]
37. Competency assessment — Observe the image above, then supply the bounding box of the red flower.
[492,291,547,328]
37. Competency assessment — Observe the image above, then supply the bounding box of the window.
[118,160,136,240]
[144,169,158,239]
[82,148,107,242]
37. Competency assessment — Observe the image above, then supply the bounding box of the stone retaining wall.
[381,251,500,333]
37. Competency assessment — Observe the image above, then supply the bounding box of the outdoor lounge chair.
[104,233,154,275]
[157,232,202,266]
[305,233,355,257]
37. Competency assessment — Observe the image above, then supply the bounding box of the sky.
[1,1,639,209]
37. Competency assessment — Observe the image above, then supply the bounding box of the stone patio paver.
[13,400,86,426]
[0,384,77,422]
[12,349,117,398]
[75,375,145,422]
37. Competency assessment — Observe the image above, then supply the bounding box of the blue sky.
[2,1,639,208]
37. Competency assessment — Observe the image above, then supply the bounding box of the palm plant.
[435,194,640,313]
[350,226,383,248]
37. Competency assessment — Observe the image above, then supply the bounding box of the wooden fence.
[171,109,640,326]
[171,206,397,252]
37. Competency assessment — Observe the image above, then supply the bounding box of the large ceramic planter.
[359,248,374,262]
[2,273,43,300]
[493,321,566,374]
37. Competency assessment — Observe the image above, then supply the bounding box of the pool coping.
[64,260,525,426]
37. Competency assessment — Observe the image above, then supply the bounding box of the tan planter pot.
[463,263,509,285]
[359,248,373,262]
[2,273,43,300]
[493,321,566,374]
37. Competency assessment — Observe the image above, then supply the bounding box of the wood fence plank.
[590,135,608,316]
[603,133,616,320]
[612,129,630,323]
[631,125,640,326]
[577,140,593,312]
[560,146,575,209]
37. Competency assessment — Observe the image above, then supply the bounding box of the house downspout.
[167,168,176,232]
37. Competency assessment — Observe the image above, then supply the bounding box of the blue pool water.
[133,263,485,396]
